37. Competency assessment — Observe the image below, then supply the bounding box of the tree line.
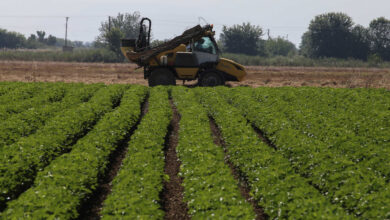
[1,12,389,62]
[97,12,389,61]
[221,13,389,61]
[300,13,389,61]
[0,29,86,49]
[0,29,57,49]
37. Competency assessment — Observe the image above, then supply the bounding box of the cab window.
[194,37,217,54]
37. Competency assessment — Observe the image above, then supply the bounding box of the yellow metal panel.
[216,58,247,82]
[120,47,133,58]
[151,44,187,67]
[175,68,199,79]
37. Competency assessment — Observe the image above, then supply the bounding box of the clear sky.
[0,0,389,47]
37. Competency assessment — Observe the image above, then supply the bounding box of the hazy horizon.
[0,0,389,47]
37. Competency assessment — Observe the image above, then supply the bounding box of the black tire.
[148,68,176,87]
[199,71,225,87]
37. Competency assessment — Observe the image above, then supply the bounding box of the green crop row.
[196,87,350,219]
[225,87,390,218]
[101,86,170,219]
[0,82,25,97]
[171,87,255,219]
[253,87,389,148]
[0,82,45,106]
[251,87,390,181]
[0,83,103,148]
[0,84,127,209]
[2,85,147,219]
[0,82,68,121]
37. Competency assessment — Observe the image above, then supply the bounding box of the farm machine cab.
[120,17,247,86]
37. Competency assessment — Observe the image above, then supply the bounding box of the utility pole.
[267,29,270,40]
[108,16,111,31]
[63,17,73,52]
[65,17,69,47]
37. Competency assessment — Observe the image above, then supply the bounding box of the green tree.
[369,17,390,61]
[0,29,26,48]
[265,37,297,57]
[220,22,264,55]
[46,35,57,46]
[36,31,46,43]
[28,34,36,41]
[299,32,311,57]
[105,28,125,56]
[97,12,141,57]
[350,25,370,60]
[300,12,355,58]
[72,41,84,48]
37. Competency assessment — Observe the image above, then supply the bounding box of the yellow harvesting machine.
[120,18,247,86]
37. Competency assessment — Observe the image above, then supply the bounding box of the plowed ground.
[0,61,389,89]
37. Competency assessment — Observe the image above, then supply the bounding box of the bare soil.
[251,125,277,151]
[161,101,190,220]
[209,117,266,220]
[1,61,389,89]
[235,66,390,89]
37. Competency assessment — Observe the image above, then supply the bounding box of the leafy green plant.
[171,87,255,219]
[2,85,147,219]
[0,82,25,97]
[0,82,45,106]
[101,86,170,219]
[250,87,390,179]
[0,83,103,148]
[225,86,390,218]
[0,82,67,121]
[0,84,128,208]
[195,87,349,219]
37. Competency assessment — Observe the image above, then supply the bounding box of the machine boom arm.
[126,25,212,66]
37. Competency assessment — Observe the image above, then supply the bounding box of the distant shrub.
[0,48,123,63]
[1,48,390,68]
[222,53,390,68]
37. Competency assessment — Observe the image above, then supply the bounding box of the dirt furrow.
[250,123,327,201]
[209,117,266,220]
[251,125,277,150]
[76,98,149,220]
[161,100,190,220]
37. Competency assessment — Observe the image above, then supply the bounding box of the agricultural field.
[1,61,390,89]
[0,81,389,219]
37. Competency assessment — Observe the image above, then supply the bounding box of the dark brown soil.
[250,123,326,198]
[209,117,267,220]
[251,125,277,150]
[77,98,149,220]
[161,100,190,220]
